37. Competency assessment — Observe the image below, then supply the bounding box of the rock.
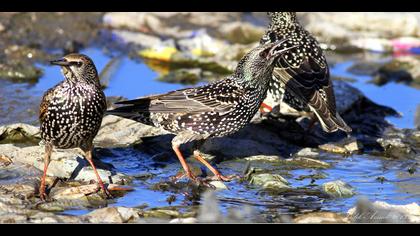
[332,80,365,115]
[244,155,281,162]
[0,62,43,82]
[108,30,162,48]
[0,213,28,223]
[319,140,363,155]
[177,30,228,57]
[50,183,122,201]
[377,137,415,159]
[157,68,202,85]
[294,212,349,223]
[95,115,168,148]
[322,180,355,198]
[169,217,197,224]
[0,155,13,167]
[294,148,319,158]
[85,207,141,223]
[284,157,331,169]
[142,209,183,219]
[0,183,35,199]
[374,56,420,86]
[347,61,383,76]
[0,123,41,145]
[219,21,265,44]
[103,12,193,39]
[208,181,228,190]
[103,12,242,39]
[249,173,291,192]
[347,198,420,223]
[301,12,420,45]
[0,144,130,184]
[0,23,4,32]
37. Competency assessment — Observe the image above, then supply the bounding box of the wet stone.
[218,21,265,44]
[294,148,319,158]
[85,207,141,223]
[374,56,420,86]
[294,212,349,223]
[0,62,43,83]
[249,173,291,192]
[348,198,420,223]
[322,180,355,198]
[377,137,415,159]
[283,157,331,169]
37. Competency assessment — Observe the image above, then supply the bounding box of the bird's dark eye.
[259,49,269,58]
[71,61,83,67]
[268,32,277,42]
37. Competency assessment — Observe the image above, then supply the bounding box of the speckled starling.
[260,12,352,133]
[107,39,296,185]
[39,53,108,200]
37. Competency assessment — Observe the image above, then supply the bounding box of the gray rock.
[0,144,129,184]
[300,12,420,45]
[85,207,141,223]
[0,123,41,144]
[249,173,291,192]
[284,157,331,169]
[294,212,349,223]
[347,198,420,223]
[219,21,265,44]
[294,148,319,158]
[322,180,355,198]
[95,115,168,148]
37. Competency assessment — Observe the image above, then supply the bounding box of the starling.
[107,39,296,185]
[39,53,108,200]
[260,12,352,133]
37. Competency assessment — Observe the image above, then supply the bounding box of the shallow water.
[1,47,419,218]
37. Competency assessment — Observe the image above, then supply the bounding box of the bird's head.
[235,38,296,85]
[50,53,99,85]
[268,12,298,27]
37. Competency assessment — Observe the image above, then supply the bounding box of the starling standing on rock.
[107,40,296,185]
[39,53,108,200]
[260,12,352,133]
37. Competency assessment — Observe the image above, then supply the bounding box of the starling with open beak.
[107,39,297,185]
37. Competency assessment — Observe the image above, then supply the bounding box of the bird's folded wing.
[274,54,336,112]
[113,80,244,116]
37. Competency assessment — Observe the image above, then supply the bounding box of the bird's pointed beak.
[50,58,70,66]
[268,39,298,59]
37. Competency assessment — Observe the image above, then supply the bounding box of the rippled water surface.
[1,47,419,216]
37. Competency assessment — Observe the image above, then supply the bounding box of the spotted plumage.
[261,12,352,133]
[38,53,109,200]
[108,40,296,184]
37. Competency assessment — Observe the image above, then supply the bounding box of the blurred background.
[0,12,419,223]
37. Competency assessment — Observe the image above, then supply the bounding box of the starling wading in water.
[39,53,108,200]
[107,39,297,185]
[260,12,352,133]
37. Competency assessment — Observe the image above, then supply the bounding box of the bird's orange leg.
[260,102,273,113]
[171,145,198,182]
[84,148,112,199]
[39,144,52,201]
[193,150,238,182]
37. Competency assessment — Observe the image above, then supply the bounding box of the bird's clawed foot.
[204,174,240,182]
[96,182,113,199]
[38,190,49,202]
[170,172,215,189]
[171,171,239,189]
